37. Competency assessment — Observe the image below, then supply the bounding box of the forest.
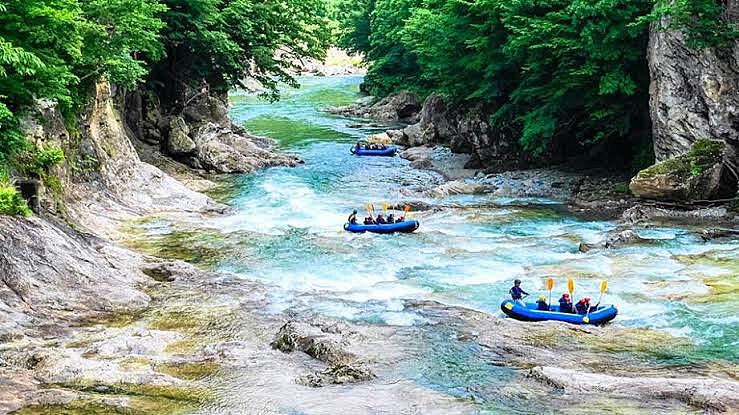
[333,0,738,166]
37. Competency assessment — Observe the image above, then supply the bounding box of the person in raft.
[558,293,574,313]
[536,295,549,311]
[354,142,362,151]
[575,298,593,314]
[375,213,387,224]
[509,279,529,305]
[363,215,374,225]
[387,213,395,224]
[348,210,358,224]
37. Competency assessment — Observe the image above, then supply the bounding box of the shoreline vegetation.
[0,0,738,414]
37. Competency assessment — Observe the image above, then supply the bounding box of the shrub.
[0,184,32,216]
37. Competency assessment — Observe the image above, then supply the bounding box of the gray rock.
[193,123,301,174]
[272,320,375,386]
[528,366,739,413]
[630,140,734,201]
[427,180,493,198]
[648,14,739,195]
[391,94,523,170]
[700,228,739,241]
[0,216,150,336]
[166,116,196,156]
[326,91,421,122]
[605,230,644,248]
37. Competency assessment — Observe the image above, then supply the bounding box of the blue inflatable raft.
[350,146,397,157]
[344,220,420,234]
[500,300,617,325]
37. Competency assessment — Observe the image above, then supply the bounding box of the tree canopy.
[335,0,737,166]
[0,0,331,162]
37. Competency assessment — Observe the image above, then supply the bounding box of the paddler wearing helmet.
[536,295,549,311]
[558,293,574,313]
[575,297,592,315]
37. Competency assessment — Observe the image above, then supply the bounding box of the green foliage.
[336,0,654,163]
[0,183,32,216]
[636,139,724,179]
[650,0,739,49]
[13,147,66,176]
[150,0,331,103]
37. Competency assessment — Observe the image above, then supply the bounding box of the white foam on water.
[380,311,428,326]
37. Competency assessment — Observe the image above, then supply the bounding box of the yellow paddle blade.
[382,202,388,213]
[546,277,555,291]
[567,278,574,295]
[600,280,608,293]
[407,212,414,219]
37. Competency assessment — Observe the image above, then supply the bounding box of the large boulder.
[166,116,196,156]
[193,123,300,174]
[326,92,421,122]
[630,139,734,201]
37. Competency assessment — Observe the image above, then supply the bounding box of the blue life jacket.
[536,300,549,311]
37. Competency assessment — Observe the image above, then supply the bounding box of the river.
[129,75,737,413]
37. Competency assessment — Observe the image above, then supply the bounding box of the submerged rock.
[272,320,375,386]
[528,366,739,413]
[604,229,645,248]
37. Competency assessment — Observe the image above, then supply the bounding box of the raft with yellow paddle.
[500,300,618,325]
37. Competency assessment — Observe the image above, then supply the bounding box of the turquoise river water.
[136,76,738,413]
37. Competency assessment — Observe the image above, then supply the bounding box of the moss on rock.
[156,361,220,380]
[14,382,213,415]
[635,139,724,180]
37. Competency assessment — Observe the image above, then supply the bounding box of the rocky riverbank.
[331,94,739,225]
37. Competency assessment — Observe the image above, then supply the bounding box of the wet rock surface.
[406,300,739,413]
[630,139,735,202]
[272,320,375,386]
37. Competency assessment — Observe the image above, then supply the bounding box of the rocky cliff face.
[388,94,524,171]
[21,82,223,236]
[647,5,739,196]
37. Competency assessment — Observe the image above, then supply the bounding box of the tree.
[150,0,332,104]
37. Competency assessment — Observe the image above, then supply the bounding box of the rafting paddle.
[584,280,608,323]
[567,277,574,299]
[546,277,555,310]
[595,280,608,308]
